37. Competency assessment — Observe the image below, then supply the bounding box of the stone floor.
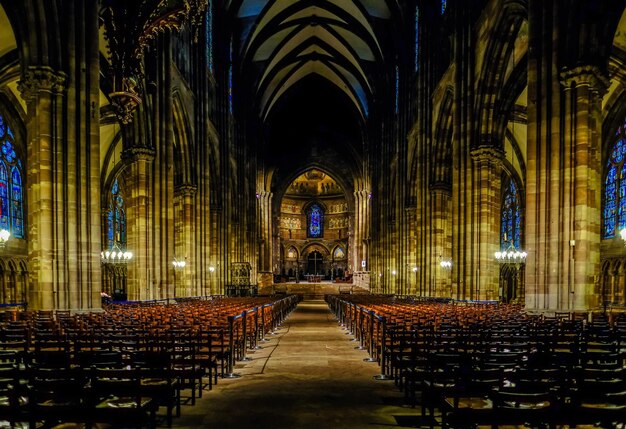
[173,300,423,429]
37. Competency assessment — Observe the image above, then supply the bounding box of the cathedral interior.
[0,0,623,312]
[1,0,626,428]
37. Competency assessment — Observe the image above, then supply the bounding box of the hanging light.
[440,259,452,269]
[101,243,133,264]
[172,258,187,269]
[494,242,527,264]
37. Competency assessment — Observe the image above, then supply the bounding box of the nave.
[174,300,409,429]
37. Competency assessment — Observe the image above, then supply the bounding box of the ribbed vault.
[236,0,390,121]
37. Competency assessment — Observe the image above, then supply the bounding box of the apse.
[276,168,350,283]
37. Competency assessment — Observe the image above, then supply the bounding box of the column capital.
[18,66,67,100]
[122,147,156,163]
[560,65,609,94]
[175,184,197,198]
[470,146,504,165]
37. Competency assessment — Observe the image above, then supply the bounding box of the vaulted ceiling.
[234,0,393,122]
[231,0,397,188]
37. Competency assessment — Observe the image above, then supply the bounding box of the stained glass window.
[441,0,447,14]
[415,6,419,72]
[106,178,127,249]
[10,167,22,238]
[0,164,8,231]
[0,114,24,238]
[307,204,324,238]
[206,0,213,72]
[603,129,626,238]
[501,175,522,249]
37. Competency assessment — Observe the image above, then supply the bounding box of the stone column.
[209,205,222,295]
[526,1,606,312]
[256,191,273,287]
[353,190,369,271]
[558,66,605,311]
[175,185,196,297]
[19,67,66,309]
[123,147,155,301]
[470,147,503,301]
[430,186,452,297]
[405,207,417,295]
[19,67,66,310]
[609,267,617,305]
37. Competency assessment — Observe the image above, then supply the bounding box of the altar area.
[257,281,363,298]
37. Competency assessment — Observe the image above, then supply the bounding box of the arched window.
[106,178,127,249]
[0,115,23,238]
[603,131,626,238]
[501,175,522,249]
[307,203,324,238]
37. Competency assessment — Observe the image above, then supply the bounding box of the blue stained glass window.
[10,167,22,238]
[441,0,447,14]
[106,178,127,248]
[501,176,522,250]
[120,209,126,243]
[602,122,626,238]
[0,115,24,239]
[206,0,213,73]
[415,6,419,72]
[0,164,8,231]
[307,204,324,238]
[107,205,114,244]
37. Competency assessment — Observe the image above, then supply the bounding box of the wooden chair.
[87,366,157,429]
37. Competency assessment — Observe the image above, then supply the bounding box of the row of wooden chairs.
[328,295,626,428]
[0,294,299,428]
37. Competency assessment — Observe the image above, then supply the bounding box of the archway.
[274,168,350,285]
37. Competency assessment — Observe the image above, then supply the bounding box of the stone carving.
[280,217,301,229]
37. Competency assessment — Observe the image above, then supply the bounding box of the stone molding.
[174,184,197,198]
[560,65,610,95]
[470,146,504,165]
[17,66,67,100]
[121,146,156,163]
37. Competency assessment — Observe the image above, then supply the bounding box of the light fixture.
[412,267,418,273]
[392,270,397,276]
[209,266,215,273]
[620,228,626,242]
[440,260,452,269]
[172,258,187,269]
[494,244,527,263]
[0,229,10,248]
[101,243,133,264]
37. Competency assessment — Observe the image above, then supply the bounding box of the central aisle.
[176,300,411,429]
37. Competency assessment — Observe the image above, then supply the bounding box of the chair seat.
[96,396,153,409]
[581,402,626,410]
[444,396,493,410]
[501,399,551,409]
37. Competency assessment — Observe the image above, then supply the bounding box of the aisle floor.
[174,300,419,429]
